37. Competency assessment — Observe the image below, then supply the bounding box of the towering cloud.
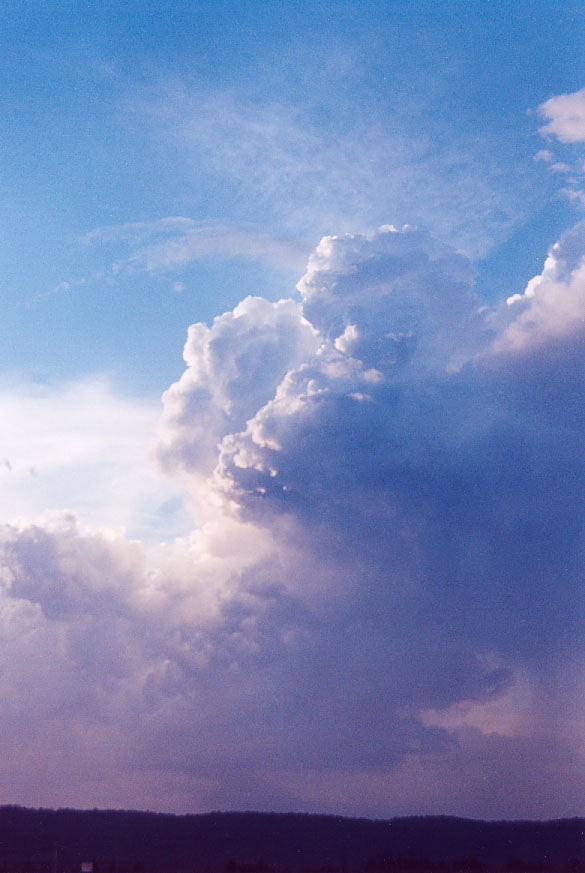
[497,219,585,356]
[1,225,585,817]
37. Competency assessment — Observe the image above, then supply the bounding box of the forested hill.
[0,807,583,873]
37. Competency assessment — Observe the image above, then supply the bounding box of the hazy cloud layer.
[1,221,585,817]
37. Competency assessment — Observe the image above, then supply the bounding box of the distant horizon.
[1,803,583,825]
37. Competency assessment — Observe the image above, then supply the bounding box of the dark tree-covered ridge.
[0,807,583,873]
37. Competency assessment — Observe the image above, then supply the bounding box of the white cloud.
[549,161,574,174]
[559,186,585,207]
[533,149,554,162]
[539,87,585,144]
[535,87,585,208]
[495,219,585,355]
[296,226,487,372]
[156,295,319,486]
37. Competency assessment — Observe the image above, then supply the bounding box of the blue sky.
[2,0,583,390]
[2,0,585,819]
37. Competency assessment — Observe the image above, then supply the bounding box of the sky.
[1,0,585,820]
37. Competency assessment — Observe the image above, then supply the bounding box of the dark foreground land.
[0,807,583,873]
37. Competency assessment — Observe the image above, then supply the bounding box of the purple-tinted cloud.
[1,225,585,818]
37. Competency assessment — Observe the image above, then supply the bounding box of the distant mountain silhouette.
[0,807,583,873]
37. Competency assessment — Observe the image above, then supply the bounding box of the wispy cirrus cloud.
[135,78,538,258]
[83,217,309,275]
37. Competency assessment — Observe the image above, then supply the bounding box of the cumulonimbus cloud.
[1,224,585,818]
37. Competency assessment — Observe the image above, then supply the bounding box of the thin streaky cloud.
[137,79,538,258]
[81,217,198,245]
[84,218,309,273]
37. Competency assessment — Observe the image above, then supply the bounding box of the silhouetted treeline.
[0,807,583,873]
